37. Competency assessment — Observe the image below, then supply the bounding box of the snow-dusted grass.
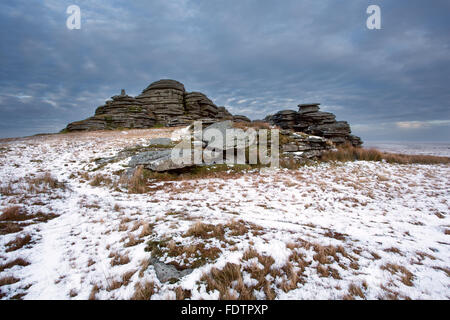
[0,129,449,300]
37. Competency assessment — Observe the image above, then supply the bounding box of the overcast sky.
[0,0,449,141]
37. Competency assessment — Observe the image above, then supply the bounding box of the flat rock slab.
[150,258,193,283]
[128,149,193,171]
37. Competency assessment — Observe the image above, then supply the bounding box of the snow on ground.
[364,141,450,157]
[0,129,449,300]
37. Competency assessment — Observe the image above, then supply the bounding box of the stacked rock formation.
[280,130,334,159]
[136,80,185,126]
[267,103,362,146]
[65,90,156,131]
[65,80,250,131]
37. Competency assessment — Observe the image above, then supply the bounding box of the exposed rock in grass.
[150,258,194,283]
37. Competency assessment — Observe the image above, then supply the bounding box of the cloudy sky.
[0,0,449,141]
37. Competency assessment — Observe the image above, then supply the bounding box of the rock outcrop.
[280,130,334,160]
[65,80,249,132]
[266,103,362,146]
[119,121,337,173]
[66,90,156,131]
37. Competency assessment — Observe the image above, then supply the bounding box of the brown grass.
[5,234,32,252]
[0,206,58,224]
[183,220,253,241]
[201,249,284,300]
[106,270,136,291]
[27,172,66,192]
[0,207,58,236]
[201,262,253,300]
[0,258,30,272]
[0,206,26,221]
[90,174,113,187]
[321,144,450,164]
[232,121,271,130]
[125,166,147,194]
[109,252,131,266]
[131,281,157,300]
[0,222,23,235]
[384,247,403,255]
[348,283,365,299]
[124,234,144,247]
[381,263,414,286]
[279,157,303,170]
[432,266,450,277]
[175,287,192,300]
[88,284,100,300]
[0,183,14,196]
[184,222,225,240]
[0,276,20,287]
[139,222,153,238]
[69,289,78,298]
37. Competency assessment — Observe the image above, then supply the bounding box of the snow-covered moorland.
[0,129,449,300]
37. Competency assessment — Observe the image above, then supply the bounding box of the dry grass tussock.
[0,206,59,235]
[381,263,414,286]
[0,258,30,272]
[106,270,136,291]
[131,281,157,300]
[0,206,27,221]
[26,172,66,193]
[321,144,450,164]
[90,174,113,187]
[183,220,261,241]
[343,282,367,300]
[201,248,299,300]
[0,276,20,287]
[5,234,33,252]
[120,166,147,193]
[109,251,131,266]
[1,172,65,196]
[0,206,58,223]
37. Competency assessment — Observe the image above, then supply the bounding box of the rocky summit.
[266,103,363,146]
[65,80,250,131]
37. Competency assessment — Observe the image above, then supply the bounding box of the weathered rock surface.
[66,91,156,131]
[128,149,192,172]
[150,258,193,283]
[200,120,257,151]
[123,121,336,172]
[267,103,363,146]
[280,130,334,160]
[65,80,250,131]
